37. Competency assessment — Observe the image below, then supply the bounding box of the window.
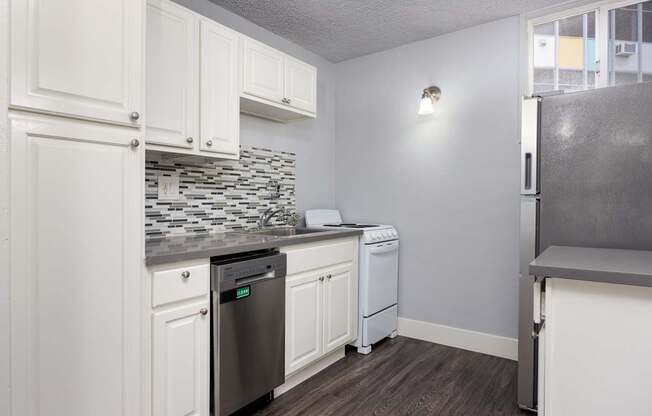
[532,12,597,93]
[529,0,652,94]
[609,1,652,85]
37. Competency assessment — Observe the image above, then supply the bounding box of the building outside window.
[529,0,652,94]
[609,1,652,84]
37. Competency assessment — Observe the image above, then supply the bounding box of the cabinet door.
[242,37,284,104]
[285,272,323,375]
[284,57,317,113]
[146,0,198,149]
[323,263,355,353]
[152,301,209,416]
[10,0,143,126]
[9,113,143,416]
[200,19,239,158]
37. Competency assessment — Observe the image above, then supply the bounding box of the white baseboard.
[398,317,518,361]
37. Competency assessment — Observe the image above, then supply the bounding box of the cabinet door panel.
[242,38,284,103]
[286,273,322,375]
[323,264,354,353]
[11,0,142,126]
[200,20,239,157]
[9,114,142,416]
[153,301,209,416]
[146,0,198,149]
[284,57,316,113]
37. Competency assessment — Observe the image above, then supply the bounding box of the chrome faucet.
[259,206,286,228]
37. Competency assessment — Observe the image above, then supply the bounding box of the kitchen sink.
[249,227,327,237]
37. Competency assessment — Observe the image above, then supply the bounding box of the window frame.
[526,0,647,94]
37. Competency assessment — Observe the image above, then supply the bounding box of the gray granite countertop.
[145,228,363,266]
[530,246,652,287]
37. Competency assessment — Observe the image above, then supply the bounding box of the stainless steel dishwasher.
[211,249,286,416]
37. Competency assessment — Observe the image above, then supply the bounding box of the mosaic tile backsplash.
[145,146,296,239]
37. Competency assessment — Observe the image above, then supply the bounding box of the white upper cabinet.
[145,0,239,159]
[242,38,285,104]
[10,0,143,127]
[200,19,239,157]
[284,56,317,114]
[146,0,198,149]
[9,113,143,416]
[240,36,317,122]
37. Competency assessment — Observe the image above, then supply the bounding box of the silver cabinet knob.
[186,137,193,144]
[327,274,332,280]
[206,139,213,147]
[286,98,291,104]
[319,276,325,282]
[129,111,140,121]
[130,139,140,148]
[199,308,208,316]
[181,271,191,279]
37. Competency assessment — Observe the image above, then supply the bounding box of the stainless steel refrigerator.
[517,82,652,412]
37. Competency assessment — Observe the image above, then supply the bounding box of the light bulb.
[418,96,434,115]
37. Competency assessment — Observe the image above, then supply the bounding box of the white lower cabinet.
[149,260,210,416]
[285,272,324,375]
[282,238,358,376]
[323,265,354,353]
[152,301,210,416]
[9,112,144,416]
[537,278,652,416]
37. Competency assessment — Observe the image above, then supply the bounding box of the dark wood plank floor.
[252,337,530,416]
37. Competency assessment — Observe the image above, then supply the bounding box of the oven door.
[361,240,399,317]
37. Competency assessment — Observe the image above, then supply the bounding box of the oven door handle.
[369,241,399,254]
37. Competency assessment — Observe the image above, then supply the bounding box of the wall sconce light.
[418,86,441,115]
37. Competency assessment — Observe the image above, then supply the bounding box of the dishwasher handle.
[234,270,276,286]
[213,252,286,292]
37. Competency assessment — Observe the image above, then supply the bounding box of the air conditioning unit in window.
[615,42,637,57]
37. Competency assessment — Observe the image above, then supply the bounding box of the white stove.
[306,209,399,354]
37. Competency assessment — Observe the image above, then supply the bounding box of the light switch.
[158,175,180,200]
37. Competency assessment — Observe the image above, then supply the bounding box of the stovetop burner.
[323,223,379,229]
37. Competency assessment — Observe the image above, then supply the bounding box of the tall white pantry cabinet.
[5,0,147,416]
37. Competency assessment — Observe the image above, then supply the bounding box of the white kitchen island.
[530,246,652,416]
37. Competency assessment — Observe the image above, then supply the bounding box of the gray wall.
[173,0,337,211]
[334,17,522,338]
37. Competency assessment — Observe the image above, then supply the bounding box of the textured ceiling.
[210,0,573,62]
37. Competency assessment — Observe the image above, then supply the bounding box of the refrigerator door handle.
[521,98,540,195]
[524,152,532,190]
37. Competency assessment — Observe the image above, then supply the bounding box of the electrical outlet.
[158,175,180,200]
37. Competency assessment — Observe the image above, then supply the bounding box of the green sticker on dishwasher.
[236,286,251,299]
